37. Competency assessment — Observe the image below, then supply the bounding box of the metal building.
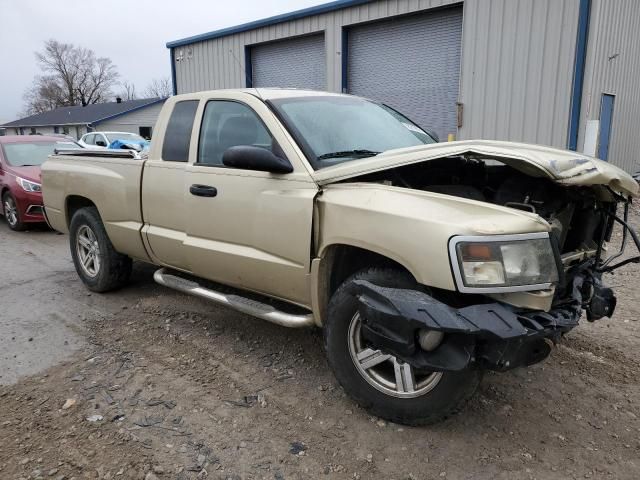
[167,0,640,172]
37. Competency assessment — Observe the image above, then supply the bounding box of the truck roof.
[170,88,349,101]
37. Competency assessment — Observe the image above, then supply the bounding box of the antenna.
[229,48,252,88]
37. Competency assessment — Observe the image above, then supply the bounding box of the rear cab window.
[162,100,199,162]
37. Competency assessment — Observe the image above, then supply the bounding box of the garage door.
[251,34,326,90]
[347,7,463,141]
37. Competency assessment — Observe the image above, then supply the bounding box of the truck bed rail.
[53,148,142,159]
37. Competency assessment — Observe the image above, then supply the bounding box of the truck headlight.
[16,177,42,193]
[449,233,559,293]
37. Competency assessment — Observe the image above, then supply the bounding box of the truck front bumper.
[351,279,601,372]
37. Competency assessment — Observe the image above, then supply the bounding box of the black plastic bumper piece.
[352,280,581,373]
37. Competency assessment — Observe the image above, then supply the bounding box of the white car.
[78,132,147,150]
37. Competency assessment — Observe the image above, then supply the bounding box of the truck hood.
[311,139,639,197]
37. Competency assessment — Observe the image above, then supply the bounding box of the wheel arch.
[65,195,98,228]
[311,242,417,326]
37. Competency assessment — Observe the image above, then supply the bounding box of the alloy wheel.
[4,197,18,227]
[348,312,443,398]
[76,225,101,277]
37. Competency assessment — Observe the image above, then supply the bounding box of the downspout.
[568,0,592,151]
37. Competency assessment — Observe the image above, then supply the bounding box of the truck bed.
[41,151,151,262]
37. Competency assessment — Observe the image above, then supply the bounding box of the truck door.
[141,99,199,270]
[184,97,317,307]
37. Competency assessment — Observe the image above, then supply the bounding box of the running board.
[153,268,315,328]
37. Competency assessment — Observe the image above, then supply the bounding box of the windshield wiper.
[316,149,380,161]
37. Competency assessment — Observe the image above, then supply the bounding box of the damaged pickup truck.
[41,89,640,425]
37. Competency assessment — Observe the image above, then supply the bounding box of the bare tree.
[118,81,137,101]
[22,76,66,115]
[142,77,172,98]
[23,39,119,115]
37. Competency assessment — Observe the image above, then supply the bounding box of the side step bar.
[153,268,315,328]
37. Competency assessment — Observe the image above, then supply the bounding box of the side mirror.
[96,140,107,147]
[222,146,293,174]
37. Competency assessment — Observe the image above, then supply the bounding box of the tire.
[3,192,25,231]
[69,207,132,292]
[324,267,482,426]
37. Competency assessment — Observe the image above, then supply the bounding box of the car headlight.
[16,177,42,193]
[449,233,559,293]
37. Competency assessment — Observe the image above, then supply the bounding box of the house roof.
[1,98,166,128]
[166,0,371,48]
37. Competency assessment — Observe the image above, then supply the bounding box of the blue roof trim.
[91,98,166,125]
[166,0,372,48]
[568,0,591,151]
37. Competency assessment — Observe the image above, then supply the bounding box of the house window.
[30,128,36,134]
[139,126,152,139]
[62,126,70,135]
[54,126,60,134]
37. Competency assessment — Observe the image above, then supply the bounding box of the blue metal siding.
[598,94,615,161]
[166,0,372,48]
[250,34,326,89]
[169,0,462,95]
[341,27,348,93]
[244,45,253,87]
[568,0,592,151]
[346,7,463,140]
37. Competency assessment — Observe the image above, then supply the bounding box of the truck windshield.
[269,96,436,169]
[2,141,71,166]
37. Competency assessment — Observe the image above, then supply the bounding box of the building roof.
[1,98,165,128]
[166,0,371,48]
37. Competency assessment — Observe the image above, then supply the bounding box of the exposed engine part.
[346,156,608,256]
[569,268,617,321]
[587,282,617,321]
[345,156,639,319]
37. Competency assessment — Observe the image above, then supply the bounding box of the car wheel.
[324,267,482,426]
[69,206,132,292]
[2,192,25,231]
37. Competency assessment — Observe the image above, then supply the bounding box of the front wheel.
[3,192,25,231]
[69,207,132,292]
[324,268,482,425]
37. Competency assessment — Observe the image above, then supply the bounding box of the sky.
[0,0,325,122]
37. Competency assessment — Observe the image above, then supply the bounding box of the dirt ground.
[1,211,639,480]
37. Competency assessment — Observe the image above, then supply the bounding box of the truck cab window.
[162,100,199,162]
[198,101,272,166]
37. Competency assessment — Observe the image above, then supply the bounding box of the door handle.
[189,184,218,197]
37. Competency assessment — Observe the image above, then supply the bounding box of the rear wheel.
[3,192,25,231]
[69,207,132,292]
[324,268,482,425]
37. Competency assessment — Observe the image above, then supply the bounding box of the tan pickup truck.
[42,89,639,425]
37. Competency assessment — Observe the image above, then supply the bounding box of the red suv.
[0,135,80,231]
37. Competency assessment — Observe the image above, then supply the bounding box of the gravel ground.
[0,211,639,480]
